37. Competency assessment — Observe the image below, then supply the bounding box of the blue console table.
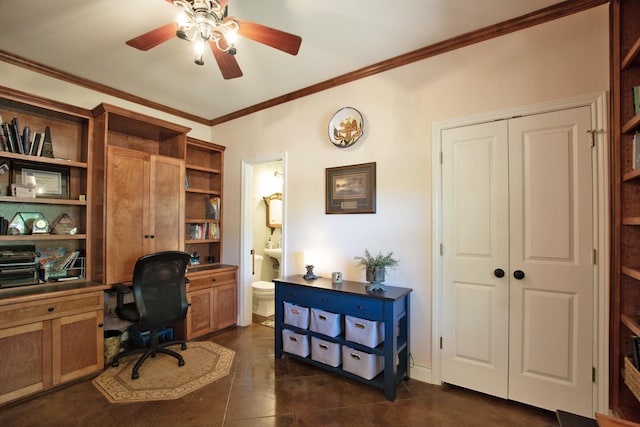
[274,275,412,401]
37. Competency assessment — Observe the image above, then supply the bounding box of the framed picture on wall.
[325,162,376,214]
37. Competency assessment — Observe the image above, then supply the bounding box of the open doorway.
[239,156,285,327]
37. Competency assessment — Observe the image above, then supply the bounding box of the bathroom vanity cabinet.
[274,276,412,401]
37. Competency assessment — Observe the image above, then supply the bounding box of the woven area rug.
[92,341,234,403]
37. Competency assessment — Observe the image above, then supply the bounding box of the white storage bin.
[282,329,310,357]
[284,302,310,329]
[341,345,383,380]
[311,337,341,367]
[310,308,343,337]
[345,315,384,348]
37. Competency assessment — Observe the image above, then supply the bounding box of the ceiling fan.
[125,0,302,79]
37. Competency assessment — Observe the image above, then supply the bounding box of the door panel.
[441,121,510,398]
[106,147,148,284]
[149,155,185,253]
[441,106,594,416]
[508,107,593,415]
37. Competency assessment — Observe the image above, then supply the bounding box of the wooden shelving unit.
[0,85,91,278]
[184,137,225,264]
[611,0,640,421]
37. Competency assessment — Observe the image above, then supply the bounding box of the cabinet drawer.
[280,285,343,311]
[343,296,383,320]
[279,285,315,306]
[187,270,236,290]
[0,293,103,327]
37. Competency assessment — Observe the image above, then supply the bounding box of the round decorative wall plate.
[328,107,364,148]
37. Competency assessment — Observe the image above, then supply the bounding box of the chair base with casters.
[111,328,187,380]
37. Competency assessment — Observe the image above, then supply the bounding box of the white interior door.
[441,121,510,398]
[441,106,594,416]
[507,107,594,415]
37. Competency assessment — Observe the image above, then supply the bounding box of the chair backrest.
[131,251,190,331]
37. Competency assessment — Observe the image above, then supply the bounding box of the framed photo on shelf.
[12,161,70,199]
[325,162,376,214]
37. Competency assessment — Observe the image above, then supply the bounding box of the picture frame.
[12,161,70,199]
[326,162,376,214]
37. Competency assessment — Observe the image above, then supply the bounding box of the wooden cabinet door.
[106,148,184,284]
[149,154,184,253]
[0,321,52,405]
[214,283,237,330]
[106,146,149,284]
[186,287,214,339]
[53,310,104,385]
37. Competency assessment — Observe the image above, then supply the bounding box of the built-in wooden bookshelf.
[611,0,640,421]
[184,137,225,265]
[0,86,91,278]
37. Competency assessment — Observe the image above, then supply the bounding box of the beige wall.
[214,5,609,381]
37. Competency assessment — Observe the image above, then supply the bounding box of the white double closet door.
[440,106,594,416]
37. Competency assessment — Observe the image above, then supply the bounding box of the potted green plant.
[354,249,399,291]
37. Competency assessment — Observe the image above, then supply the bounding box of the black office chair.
[111,251,191,380]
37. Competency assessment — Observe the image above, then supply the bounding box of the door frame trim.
[430,92,609,413]
[239,153,287,326]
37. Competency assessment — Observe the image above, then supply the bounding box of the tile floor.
[0,321,559,427]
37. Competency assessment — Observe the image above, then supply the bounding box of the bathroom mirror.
[263,192,282,230]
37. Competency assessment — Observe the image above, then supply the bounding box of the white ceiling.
[0,0,565,121]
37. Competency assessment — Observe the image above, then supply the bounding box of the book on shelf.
[22,126,31,155]
[205,196,220,220]
[634,132,640,170]
[11,117,23,154]
[188,222,219,240]
[634,85,640,116]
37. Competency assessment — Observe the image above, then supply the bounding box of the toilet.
[252,254,275,317]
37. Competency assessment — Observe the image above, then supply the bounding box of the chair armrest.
[111,283,131,308]
[112,283,131,293]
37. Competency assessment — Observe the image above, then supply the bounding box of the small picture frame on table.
[325,162,376,214]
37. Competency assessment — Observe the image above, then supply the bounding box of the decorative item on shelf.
[190,252,200,265]
[32,217,50,234]
[634,85,640,116]
[328,107,364,148]
[7,212,47,235]
[303,264,318,281]
[12,161,69,199]
[331,272,342,285]
[50,212,77,235]
[11,183,35,198]
[0,161,9,196]
[354,249,399,292]
[302,250,318,280]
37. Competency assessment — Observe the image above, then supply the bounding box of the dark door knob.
[494,268,505,278]
[513,270,525,280]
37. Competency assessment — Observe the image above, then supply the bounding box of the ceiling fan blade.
[209,41,243,79]
[231,18,302,56]
[126,23,178,51]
